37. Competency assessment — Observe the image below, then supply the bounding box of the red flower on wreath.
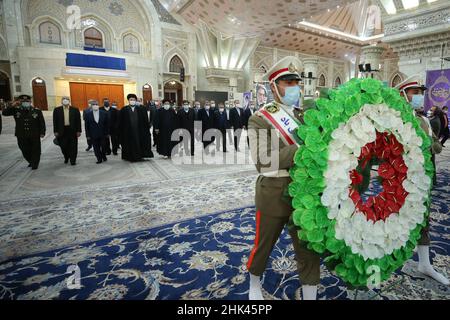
[348,131,409,222]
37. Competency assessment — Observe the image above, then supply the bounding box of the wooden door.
[32,78,48,110]
[69,82,86,110]
[143,86,153,105]
[69,83,124,110]
[109,85,125,109]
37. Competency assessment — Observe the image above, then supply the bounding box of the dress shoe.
[102,157,108,162]
[64,158,69,164]
[96,160,102,164]
[28,164,32,168]
[71,162,76,166]
[31,166,38,170]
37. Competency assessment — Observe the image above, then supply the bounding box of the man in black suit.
[2,95,46,170]
[177,100,195,156]
[100,98,119,155]
[230,100,244,151]
[197,101,215,150]
[53,97,82,165]
[83,100,93,152]
[85,100,109,164]
[243,100,256,146]
[214,103,231,152]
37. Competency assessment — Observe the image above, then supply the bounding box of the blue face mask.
[280,85,301,107]
[411,94,424,110]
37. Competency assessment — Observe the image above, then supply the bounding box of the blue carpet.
[0,173,449,300]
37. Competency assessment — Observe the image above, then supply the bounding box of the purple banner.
[425,69,450,113]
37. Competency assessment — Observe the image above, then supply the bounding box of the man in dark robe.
[154,100,178,159]
[118,93,154,162]
[177,100,195,156]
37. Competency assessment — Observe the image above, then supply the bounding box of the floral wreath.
[289,78,434,287]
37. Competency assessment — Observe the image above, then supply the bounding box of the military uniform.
[2,99,46,169]
[247,57,321,286]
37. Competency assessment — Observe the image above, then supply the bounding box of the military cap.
[262,56,302,83]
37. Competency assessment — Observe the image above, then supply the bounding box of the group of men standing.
[152,99,257,158]
[1,93,257,169]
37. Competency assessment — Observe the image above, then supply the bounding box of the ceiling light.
[401,0,419,10]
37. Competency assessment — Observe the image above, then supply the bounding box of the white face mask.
[211,104,216,108]
[219,108,224,112]
[62,99,70,106]
[164,104,170,110]
[205,105,210,110]
[129,100,136,106]
[92,105,100,111]
[235,104,241,108]
[112,105,117,109]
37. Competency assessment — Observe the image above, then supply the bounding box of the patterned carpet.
[0,114,449,300]
[1,168,449,300]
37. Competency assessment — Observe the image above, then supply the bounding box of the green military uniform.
[247,100,321,285]
[2,101,46,169]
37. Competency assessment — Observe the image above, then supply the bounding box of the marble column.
[303,58,318,100]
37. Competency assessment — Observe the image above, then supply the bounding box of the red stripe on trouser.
[247,210,261,271]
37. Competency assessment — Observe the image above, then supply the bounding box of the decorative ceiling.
[160,0,398,60]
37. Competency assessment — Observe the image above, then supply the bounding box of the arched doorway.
[0,72,11,102]
[334,76,342,88]
[391,74,402,88]
[142,83,153,105]
[32,77,48,110]
[164,80,183,106]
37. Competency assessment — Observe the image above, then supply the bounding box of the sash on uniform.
[259,104,300,146]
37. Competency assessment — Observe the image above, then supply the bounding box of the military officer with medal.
[247,57,321,300]
[2,94,46,170]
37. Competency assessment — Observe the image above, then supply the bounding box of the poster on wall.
[255,83,274,108]
[243,92,252,109]
[425,69,450,114]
